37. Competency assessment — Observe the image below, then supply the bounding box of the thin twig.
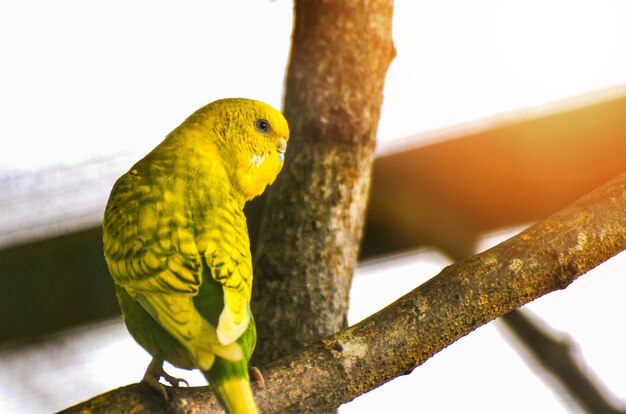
[501,310,625,414]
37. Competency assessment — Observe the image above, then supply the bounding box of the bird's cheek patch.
[249,152,267,167]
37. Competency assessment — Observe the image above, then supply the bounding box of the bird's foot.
[249,366,266,389]
[142,357,189,401]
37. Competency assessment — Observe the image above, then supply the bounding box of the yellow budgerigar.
[102,98,289,413]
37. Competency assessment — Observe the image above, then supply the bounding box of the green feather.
[103,98,289,414]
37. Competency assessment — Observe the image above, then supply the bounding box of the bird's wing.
[103,168,243,369]
[195,199,254,346]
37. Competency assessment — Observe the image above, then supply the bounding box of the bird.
[102,98,289,413]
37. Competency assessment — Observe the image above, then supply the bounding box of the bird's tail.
[204,357,258,414]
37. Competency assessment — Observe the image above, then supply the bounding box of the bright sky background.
[1,0,625,171]
[1,0,625,413]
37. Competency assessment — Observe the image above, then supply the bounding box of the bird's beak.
[277,137,287,166]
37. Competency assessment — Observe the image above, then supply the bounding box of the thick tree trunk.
[251,0,396,365]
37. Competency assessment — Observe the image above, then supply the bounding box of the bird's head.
[182,98,290,201]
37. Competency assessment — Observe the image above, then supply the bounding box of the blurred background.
[1,1,625,412]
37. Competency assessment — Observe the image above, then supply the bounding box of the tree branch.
[62,171,626,413]
[501,310,625,413]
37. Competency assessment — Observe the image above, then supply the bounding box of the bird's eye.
[255,119,271,134]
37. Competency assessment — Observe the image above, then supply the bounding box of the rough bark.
[62,171,626,413]
[251,0,396,365]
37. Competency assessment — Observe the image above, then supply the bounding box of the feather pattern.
[103,98,289,413]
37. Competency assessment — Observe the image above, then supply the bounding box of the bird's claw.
[249,366,266,389]
[161,371,189,388]
[142,357,189,401]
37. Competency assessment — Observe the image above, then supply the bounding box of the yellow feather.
[213,377,259,414]
[103,98,289,413]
